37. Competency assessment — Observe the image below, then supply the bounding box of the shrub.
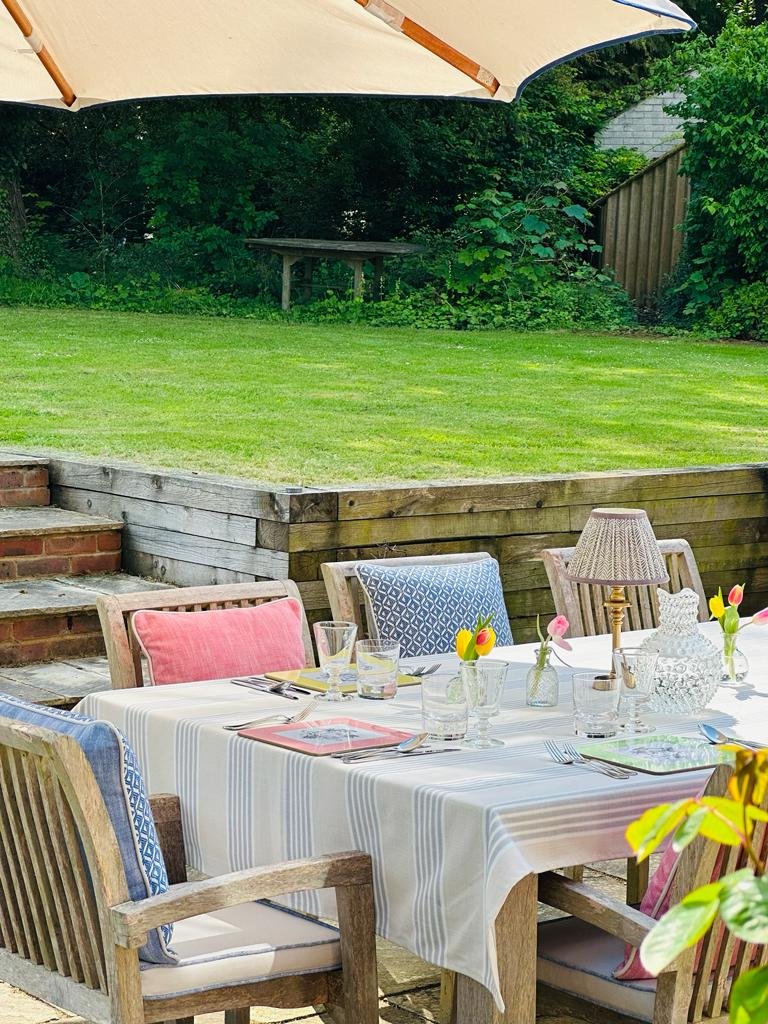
[707,282,768,342]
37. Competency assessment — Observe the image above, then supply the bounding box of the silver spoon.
[334,732,429,762]
[698,723,765,750]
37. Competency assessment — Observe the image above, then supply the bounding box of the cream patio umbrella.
[1,0,694,110]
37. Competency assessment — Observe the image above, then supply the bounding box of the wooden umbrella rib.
[354,0,499,96]
[1,0,76,106]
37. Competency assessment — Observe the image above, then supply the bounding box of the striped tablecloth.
[80,622,768,1009]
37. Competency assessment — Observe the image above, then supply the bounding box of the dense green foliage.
[0,53,653,330]
[1,308,764,483]
[656,20,768,338]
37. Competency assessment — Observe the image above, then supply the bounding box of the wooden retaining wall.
[596,143,689,303]
[6,452,766,644]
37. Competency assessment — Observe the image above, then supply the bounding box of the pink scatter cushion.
[132,599,307,685]
[613,844,678,980]
[614,844,728,982]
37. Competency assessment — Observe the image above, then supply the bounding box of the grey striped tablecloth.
[80,625,767,1009]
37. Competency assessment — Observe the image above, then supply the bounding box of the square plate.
[238,716,414,756]
[580,734,735,775]
[265,668,423,694]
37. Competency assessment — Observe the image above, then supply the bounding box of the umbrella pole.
[354,0,499,96]
[1,0,76,106]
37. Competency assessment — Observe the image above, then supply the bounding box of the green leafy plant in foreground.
[627,749,768,1022]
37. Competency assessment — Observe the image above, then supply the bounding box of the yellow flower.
[709,593,725,620]
[455,629,472,660]
[475,627,497,656]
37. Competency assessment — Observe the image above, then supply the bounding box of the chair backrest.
[668,764,768,1022]
[97,580,315,689]
[321,551,495,640]
[540,538,707,638]
[0,717,131,1014]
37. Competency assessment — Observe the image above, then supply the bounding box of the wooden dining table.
[79,621,768,1024]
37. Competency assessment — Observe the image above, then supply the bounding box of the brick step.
[0,573,171,667]
[0,506,123,580]
[0,456,50,508]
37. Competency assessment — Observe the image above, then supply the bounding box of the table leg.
[454,873,537,1024]
[281,255,300,311]
[352,259,364,301]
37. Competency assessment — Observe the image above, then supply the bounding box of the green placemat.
[581,734,735,775]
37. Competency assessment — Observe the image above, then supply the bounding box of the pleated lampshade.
[567,508,669,587]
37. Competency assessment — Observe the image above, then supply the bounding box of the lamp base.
[605,585,630,678]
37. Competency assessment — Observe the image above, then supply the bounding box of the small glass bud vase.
[722,634,749,682]
[526,648,559,707]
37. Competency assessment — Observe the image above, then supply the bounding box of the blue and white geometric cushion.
[0,696,177,965]
[356,557,514,658]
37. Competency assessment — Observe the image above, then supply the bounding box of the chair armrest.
[110,851,372,949]
[148,794,186,885]
[538,871,655,949]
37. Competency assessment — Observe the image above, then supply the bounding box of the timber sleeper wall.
[4,451,767,643]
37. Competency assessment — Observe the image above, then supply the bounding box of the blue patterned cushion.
[356,557,514,658]
[0,696,177,965]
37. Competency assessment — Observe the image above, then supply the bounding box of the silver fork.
[224,699,318,732]
[545,739,634,779]
[562,741,637,778]
[407,663,441,677]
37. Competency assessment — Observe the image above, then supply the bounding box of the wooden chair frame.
[96,581,315,689]
[538,764,768,1023]
[321,551,495,640]
[541,538,707,639]
[0,717,379,1024]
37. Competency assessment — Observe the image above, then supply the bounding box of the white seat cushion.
[537,917,656,1022]
[141,900,341,999]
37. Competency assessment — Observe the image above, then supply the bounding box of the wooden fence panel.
[596,144,689,302]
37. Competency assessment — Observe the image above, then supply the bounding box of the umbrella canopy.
[1,0,694,110]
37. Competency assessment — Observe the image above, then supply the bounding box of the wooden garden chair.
[321,551,499,639]
[536,764,764,1024]
[0,714,378,1024]
[541,538,707,638]
[96,580,315,689]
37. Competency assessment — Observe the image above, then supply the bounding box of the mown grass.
[1,308,766,485]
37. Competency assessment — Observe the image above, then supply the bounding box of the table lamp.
[567,508,669,673]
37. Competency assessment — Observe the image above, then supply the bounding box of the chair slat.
[704,843,745,1018]
[50,772,108,990]
[0,748,47,965]
[17,754,74,978]
[0,772,24,955]
[542,538,708,637]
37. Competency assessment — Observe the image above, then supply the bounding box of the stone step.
[0,506,123,580]
[0,655,112,707]
[0,456,50,508]
[0,573,171,668]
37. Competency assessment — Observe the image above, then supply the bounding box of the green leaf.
[672,806,709,852]
[698,797,753,844]
[640,884,722,975]
[521,214,548,235]
[626,800,693,861]
[719,871,768,944]
[731,966,768,1024]
[562,204,589,223]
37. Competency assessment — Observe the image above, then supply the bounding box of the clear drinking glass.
[463,659,508,748]
[614,647,660,734]
[355,639,400,700]
[313,620,357,702]
[422,669,469,741]
[572,672,621,738]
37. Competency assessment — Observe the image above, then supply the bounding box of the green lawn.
[1,308,766,485]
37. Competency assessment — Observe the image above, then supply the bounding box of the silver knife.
[230,680,299,700]
[340,747,462,764]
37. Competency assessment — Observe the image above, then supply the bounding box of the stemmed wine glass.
[614,647,659,734]
[463,659,508,748]
[313,621,357,702]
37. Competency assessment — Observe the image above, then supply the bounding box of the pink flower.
[547,615,572,651]
[728,584,745,608]
[752,608,768,625]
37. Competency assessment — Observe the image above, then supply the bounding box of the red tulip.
[476,627,492,647]
[728,584,744,608]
